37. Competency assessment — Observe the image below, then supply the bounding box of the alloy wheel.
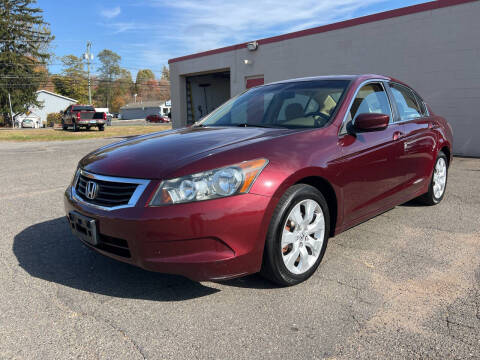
[433,157,447,199]
[281,199,325,275]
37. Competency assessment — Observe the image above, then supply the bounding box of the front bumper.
[64,186,273,281]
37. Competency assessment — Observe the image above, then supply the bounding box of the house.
[16,90,77,127]
[168,0,480,157]
[120,100,171,120]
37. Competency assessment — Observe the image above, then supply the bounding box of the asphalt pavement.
[0,138,479,359]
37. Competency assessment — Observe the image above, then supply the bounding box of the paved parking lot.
[0,138,479,359]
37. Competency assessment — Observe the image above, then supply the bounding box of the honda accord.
[65,74,452,286]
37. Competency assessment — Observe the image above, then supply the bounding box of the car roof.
[267,74,391,86]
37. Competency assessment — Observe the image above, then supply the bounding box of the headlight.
[149,158,269,206]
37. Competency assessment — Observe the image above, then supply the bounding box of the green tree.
[135,69,158,101]
[110,68,134,112]
[52,55,88,103]
[95,49,121,107]
[0,0,54,125]
[135,69,155,85]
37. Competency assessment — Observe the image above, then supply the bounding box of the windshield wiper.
[236,123,279,128]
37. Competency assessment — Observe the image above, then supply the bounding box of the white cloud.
[101,6,121,19]
[151,0,385,51]
[108,0,388,70]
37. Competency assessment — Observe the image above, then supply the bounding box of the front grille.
[76,173,138,207]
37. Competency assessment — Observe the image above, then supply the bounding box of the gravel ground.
[0,139,479,359]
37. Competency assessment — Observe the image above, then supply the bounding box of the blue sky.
[38,0,426,78]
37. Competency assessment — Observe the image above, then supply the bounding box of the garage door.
[185,71,230,125]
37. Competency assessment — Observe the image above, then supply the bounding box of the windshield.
[200,80,350,129]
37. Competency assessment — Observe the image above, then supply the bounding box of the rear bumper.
[77,120,105,125]
[64,186,273,281]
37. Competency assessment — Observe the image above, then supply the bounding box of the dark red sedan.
[146,114,170,123]
[65,74,452,286]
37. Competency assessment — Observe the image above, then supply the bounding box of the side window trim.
[384,81,401,123]
[379,81,394,124]
[338,79,393,136]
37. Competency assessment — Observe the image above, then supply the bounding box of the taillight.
[76,112,80,121]
[103,112,107,121]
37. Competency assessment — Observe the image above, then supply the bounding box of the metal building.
[120,101,171,120]
[169,0,480,156]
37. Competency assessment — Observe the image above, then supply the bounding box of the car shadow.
[399,199,422,207]
[214,275,279,290]
[13,217,220,302]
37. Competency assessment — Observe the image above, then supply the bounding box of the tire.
[72,121,78,132]
[86,125,91,131]
[98,125,105,131]
[261,184,330,286]
[418,151,448,205]
[62,122,68,131]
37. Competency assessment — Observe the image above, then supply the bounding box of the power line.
[0,74,169,80]
[0,81,170,87]
[0,74,170,84]
[0,61,169,72]
[0,39,83,42]
[0,76,169,84]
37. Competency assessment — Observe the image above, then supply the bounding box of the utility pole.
[84,42,94,104]
[8,92,14,128]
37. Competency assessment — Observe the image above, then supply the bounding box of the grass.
[0,124,172,142]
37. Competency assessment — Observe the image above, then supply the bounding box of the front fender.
[252,166,343,239]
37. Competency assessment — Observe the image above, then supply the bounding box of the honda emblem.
[85,181,99,200]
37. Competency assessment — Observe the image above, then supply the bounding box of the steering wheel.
[303,111,330,127]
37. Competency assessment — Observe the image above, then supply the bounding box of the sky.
[37,0,426,78]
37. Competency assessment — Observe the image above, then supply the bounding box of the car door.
[387,83,437,198]
[338,81,406,226]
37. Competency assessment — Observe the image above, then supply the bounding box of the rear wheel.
[62,121,67,130]
[418,151,448,205]
[261,184,330,286]
[98,125,105,131]
[72,121,78,132]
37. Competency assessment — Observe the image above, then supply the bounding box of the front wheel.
[418,151,448,205]
[261,184,330,286]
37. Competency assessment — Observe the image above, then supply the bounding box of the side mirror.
[354,113,389,132]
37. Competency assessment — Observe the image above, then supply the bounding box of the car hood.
[80,126,293,179]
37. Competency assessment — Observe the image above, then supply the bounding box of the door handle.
[393,131,404,141]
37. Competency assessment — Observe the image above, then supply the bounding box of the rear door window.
[389,83,423,121]
[412,91,429,116]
